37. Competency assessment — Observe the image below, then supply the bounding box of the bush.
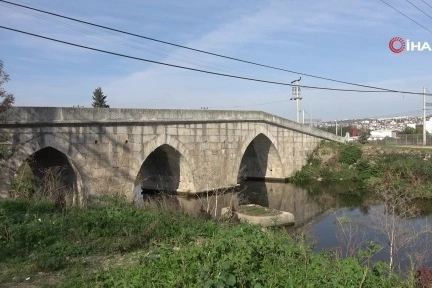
[35,253,67,272]
[289,156,322,184]
[10,177,38,199]
[289,165,320,183]
[367,154,432,198]
[0,198,219,264]
[71,225,399,288]
[355,159,380,180]
[339,144,362,165]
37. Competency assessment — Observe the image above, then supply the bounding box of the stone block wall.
[0,107,343,201]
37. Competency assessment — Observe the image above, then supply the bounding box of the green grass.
[236,205,281,216]
[0,197,417,287]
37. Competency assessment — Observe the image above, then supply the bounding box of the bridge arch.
[237,127,284,182]
[10,134,85,205]
[132,134,195,201]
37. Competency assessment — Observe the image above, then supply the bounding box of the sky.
[1,0,432,122]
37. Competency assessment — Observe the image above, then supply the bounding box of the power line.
[0,1,259,78]
[366,109,424,119]
[420,0,432,10]
[404,0,432,20]
[0,0,423,94]
[321,110,424,122]
[211,99,291,109]
[0,2,254,77]
[2,25,432,96]
[2,24,431,96]
[378,0,432,34]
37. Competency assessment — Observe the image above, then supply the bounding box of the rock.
[221,204,295,227]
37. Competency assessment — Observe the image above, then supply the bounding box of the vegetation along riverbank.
[2,141,432,287]
[290,141,432,276]
[290,141,432,199]
[0,197,420,287]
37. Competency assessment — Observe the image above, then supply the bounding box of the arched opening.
[12,147,77,206]
[238,133,283,181]
[135,144,182,199]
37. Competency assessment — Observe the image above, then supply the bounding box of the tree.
[400,126,416,135]
[358,128,370,144]
[0,60,15,158]
[91,87,109,108]
[400,125,424,135]
[368,169,431,272]
[0,60,15,119]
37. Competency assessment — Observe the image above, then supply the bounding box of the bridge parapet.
[2,107,342,142]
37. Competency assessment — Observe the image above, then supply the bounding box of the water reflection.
[238,180,324,227]
[138,180,361,227]
[171,180,328,228]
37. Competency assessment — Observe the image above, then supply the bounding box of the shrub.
[10,177,38,199]
[289,165,319,183]
[355,159,380,180]
[35,253,67,272]
[339,144,362,165]
[417,266,432,288]
[70,224,399,288]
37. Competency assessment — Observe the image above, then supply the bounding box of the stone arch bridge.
[0,107,342,204]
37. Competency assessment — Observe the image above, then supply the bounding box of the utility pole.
[290,77,302,123]
[423,87,426,146]
[424,87,432,146]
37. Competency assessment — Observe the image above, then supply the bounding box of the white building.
[369,130,397,140]
[425,119,432,134]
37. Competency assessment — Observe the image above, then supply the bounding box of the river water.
[169,180,432,271]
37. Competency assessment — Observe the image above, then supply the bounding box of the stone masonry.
[0,107,343,204]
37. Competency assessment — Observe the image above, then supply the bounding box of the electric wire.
[360,110,424,119]
[1,4,171,58]
[210,99,291,109]
[404,0,432,20]
[2,24,431,96]
[0,3,258,77]
[212,88,432,111]
[378,0,432,34]
[420,0,432,10]
[321,110,425,123]
[0,0,423,94]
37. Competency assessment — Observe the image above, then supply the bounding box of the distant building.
[407,123,416,129]
[369,130,397,140]
[425,118,432,134]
